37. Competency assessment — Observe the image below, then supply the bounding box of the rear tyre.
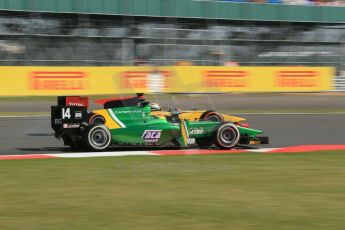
[82,124,111,151]
[215,123,240,149]
[87,113,106,125]
[200,110,224,122]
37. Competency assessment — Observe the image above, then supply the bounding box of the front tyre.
[82,124,111,151]
[215,123,240,149]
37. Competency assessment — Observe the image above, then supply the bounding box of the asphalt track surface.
[1,93,345,113]
[0,114,344,155]
[1,93,345,155]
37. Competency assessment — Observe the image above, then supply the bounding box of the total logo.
[69,103,85,107]
[142,130,162,143]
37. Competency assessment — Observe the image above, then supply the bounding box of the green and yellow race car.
[51,94,268,151]
[94,93,246,123]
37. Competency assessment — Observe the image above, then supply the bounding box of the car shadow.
[16,147,67,152]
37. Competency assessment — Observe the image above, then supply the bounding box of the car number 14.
[62,108,71,119]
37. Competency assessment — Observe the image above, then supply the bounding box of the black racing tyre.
[82,124,111,151]
[215,123,240,149]
[200,110,224,122]
[196,137,214,148]
[87,113,106,125]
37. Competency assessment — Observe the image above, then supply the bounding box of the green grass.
[0,151,345,229]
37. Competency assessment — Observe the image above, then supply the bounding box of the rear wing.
[57,96,89,107]
[93,93,145,109]
[51,96,89,135]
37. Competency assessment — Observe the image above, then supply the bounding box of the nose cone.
[237,126,264,136]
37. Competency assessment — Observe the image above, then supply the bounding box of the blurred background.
[0,0,344,94]
[0,1,343,67]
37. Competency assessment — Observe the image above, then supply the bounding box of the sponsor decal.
[249,140,262,145]
[65,96,89,107]
[114,110,142,114]
[276,71,317,87]
[54,118,62,124]
[142,130,162,143]
[107,109,126,128]
[63,123,80,129]
[121,70,170,90]
[75,111,82,119]
[204,70,248,88]
[30,72,87,90]
[180,120,189,146]
[189,128,204,135]
[68,102,85,106]
[187,138,196,145]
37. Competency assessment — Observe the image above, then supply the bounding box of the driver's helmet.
[149,102,160,111]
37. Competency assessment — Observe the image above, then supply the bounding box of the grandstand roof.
[0,0,344,23]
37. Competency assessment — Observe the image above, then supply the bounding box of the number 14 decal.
[62,108,71,119]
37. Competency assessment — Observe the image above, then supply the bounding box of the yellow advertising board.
[0,66,334,96]
[170,66,334,93]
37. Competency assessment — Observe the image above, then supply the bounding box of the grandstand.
[0,0,344,73]
[221,0,345,6]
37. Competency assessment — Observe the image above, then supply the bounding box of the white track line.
[2,145,345,160]
[246,148,280,153]
[50,151,158,158]
[51,149,277,158]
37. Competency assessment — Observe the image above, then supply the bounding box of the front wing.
[239,136,269,145]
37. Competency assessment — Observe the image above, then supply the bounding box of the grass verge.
[0,151,345,229]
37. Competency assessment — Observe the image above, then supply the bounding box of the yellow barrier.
[0,66,334,96]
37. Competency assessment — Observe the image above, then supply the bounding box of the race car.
[51,95,269,151]
[94,93,246,123]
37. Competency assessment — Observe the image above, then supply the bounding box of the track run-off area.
[0,113,345,159]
